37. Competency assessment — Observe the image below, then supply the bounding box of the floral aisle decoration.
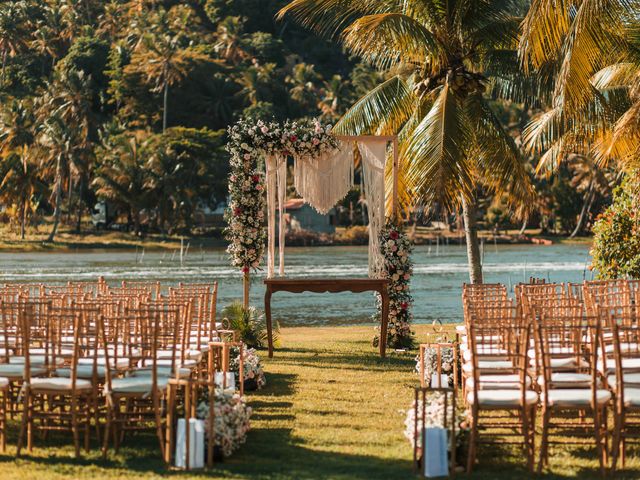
[373,221,415,349]
[415,346,456,388]
[225,118,269,273]
[230,345,267,391]
[403,392,470,465]
[196,388,252,458]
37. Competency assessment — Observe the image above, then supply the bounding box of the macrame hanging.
[265,155,278,279]
[359,140,387,278]
[293,141,354,214]
[276,156,287,276]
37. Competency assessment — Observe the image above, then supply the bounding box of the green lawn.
[2,325,639,479]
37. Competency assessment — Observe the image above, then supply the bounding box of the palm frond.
[334,76,415,136]
[403,85,472,209]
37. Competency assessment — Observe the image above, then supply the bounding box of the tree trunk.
[162,82,168,133]
[1,47,7,85]
[461,195,483,284]
[47,158,63,243]
[20,200,26,240]
[569,181,595,239]
[518,218,528,236]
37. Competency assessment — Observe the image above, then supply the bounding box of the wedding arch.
[224,118,412,356]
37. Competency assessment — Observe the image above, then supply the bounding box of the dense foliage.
[0,0,370,239]
[591,175,640,279]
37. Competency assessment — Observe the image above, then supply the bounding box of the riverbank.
[0,223,591,252]
[2,325,636,479]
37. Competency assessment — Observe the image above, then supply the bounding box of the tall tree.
[279,0,534,283]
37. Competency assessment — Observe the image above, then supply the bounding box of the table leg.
[380,288,389,358]
[265,287,274,358]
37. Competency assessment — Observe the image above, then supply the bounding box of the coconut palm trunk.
[47,157,63,243]
[20,199,26,240]
[162,82,168,133]
[462,195,483,284]
[569,181,595,238]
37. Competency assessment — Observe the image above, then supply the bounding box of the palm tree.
[278,0,534,283]
[0,148,45,239]
[125,31,211,132]
[519,0,636,168]
[0,1,29,84]
[93,131,150,234]
[38,113,73,242]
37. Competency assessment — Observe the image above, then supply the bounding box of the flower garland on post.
[225,119,269,308]
[373,221,415,349]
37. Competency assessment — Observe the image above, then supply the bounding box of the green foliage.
[221,301,278,349]
[591,174,640,279]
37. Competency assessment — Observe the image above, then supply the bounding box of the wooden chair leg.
[26,394,33,453]
[593,406,605,477]
[466,406,478,474]
[152,392,166,463]
[538,408,550,474]
[71,398,80,458]
[165,384,176,466]
[102,402,112,460]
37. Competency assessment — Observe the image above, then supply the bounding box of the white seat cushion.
[30,347,74,357]
[598,357,640,374]
[544,389,611,407]
[30,377,93,391]
[532,357,588,369]
[9,355,65,366]
[78,357,130,370]
[0,377,9,389]
[602,343,639,354]
[111,376,169,394]
[463,360,514,374]
[56,366,111,379]
[0,364,46,377]
[538,373,597,388]
[132,366,191,379]
[466,374,530,390]
[622,388,640,407]
[456,325,467,335]
[607,373,640,388]
[466,389,538,407]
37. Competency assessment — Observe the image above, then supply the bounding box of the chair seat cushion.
[111,376,169,394]
[78,357,130,370]
[622,388,640,407]
[9,355,65,366]
[607,373,640,388]
[463,360,514,374]
[132,366,191,379]
[531,357,588,369]
[30,377,93,391]
[56,366,111,379]
[0,377,9,389]
[0,364,46,377]
[466,389,538,407]
[538,373,597,388]
[466,374,530,390]
[544,389,611,407]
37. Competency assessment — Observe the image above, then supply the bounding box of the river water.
[0,243,592,326]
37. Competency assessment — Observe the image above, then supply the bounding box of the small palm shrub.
[221,301,278,349]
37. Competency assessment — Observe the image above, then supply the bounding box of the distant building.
[283,198,336,234]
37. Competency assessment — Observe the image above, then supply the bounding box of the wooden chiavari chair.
[17,305,101,457]
[535,316,610,475]
[465,321,537,473]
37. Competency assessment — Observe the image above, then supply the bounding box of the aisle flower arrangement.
[415,346,456,387]
[374,221,415,348]
[403,392,469,458]
[230,345,267,391]
[225,118,337,271]
[196,388,252,458]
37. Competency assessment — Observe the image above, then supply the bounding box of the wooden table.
[264,278,390,358]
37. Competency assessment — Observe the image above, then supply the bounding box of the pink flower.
[312,138,320,145]
[389,230,399,239]
[261,126,269,134]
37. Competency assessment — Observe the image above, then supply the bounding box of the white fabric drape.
[265,155,278,279]
[276,156,287,276]
[293,141,354,214]
[359,140,387,278]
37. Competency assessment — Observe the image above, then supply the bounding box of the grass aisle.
[3,325,640,479]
